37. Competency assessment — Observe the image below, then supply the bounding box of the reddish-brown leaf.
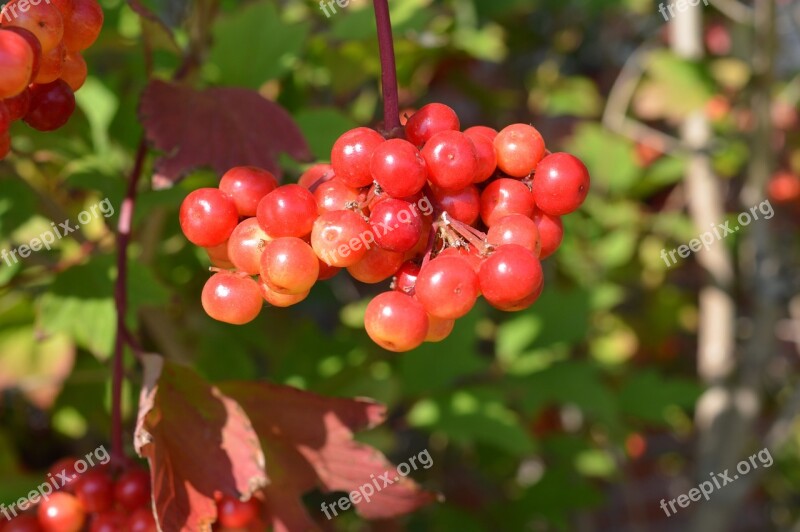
[139,80,312,187]
[134,356,268,531]
[219,381,439,529]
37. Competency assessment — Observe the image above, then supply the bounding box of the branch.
[373,0,400,133]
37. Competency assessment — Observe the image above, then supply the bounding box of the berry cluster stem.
[373,0,400,132]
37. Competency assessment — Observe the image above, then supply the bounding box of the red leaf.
[219,381,439,529]
[139,80,312,187]
[134,357,268,531]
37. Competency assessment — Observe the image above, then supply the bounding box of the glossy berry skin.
[317,259,341,281]
[487,214,541,256]
[89,510,127,532]
[60,51,87,90]
[61,0,104,52]
[415,256,479,319]
[314,178,360,214]
[464,129,497,183]
[38,493,85,532]
[404,103,460,147]
[256,184,317,238]
[34,44,67,84]
[3,27,42,83]
[126,508,157,532]
[392,260,419,295]
[531,153,590,215]
[480,178,535,227]
[421,130,478,190]
[219,166,278,217]
[369,198,422,252]
[23,80,76,132]
[259,281,309,307]
[0,30,35,99]
[311,209,371,267]
[431,185,480,225]
[364,291,428,352]
[370,139,428,198]
[260,237,319,294]
[426,315,455,343]
[494,124,546,178]
[201,272,263,325]
[479,245,543,310]
[298,163,334,189]
[5,515,43,532]
[228,218,271,275]
[75,470,114,513]
[205,241,234,269]
[437,246,482,273]
[217,496,260,528]
[533,210,563,259]
[0,102,9,133]
[331,127,385,188]
[463,125,498,141]
[3,1,64,54]
[179,188,239,247]
[47,457,80,492]
[114,468,151,511]
[4,87,32,121]
[347,246,404,284]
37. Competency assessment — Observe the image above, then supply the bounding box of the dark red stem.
[373,0,400,132]
[111,138,147,464]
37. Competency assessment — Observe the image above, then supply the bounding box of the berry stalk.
[372,0,400,133]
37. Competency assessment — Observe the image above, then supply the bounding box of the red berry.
[298,163,334,189]
[4,87,32,121]
[479,245,543,310]
[464,129,497,182]
[767,171,800,203]
[0,29,36,98]
[256,184,317,238]
[404,103,460,147]
[75,470,114,513]
[259,237,319,295]
[487,214,541,255]
[34,44,66,84]
[426,315,455,342]
[480,178,535,227]
[533,211,563,259]
[37,493,85,532]
[5,515,43,532]
[114,468,151,511]
[60,51,87,91]
[437,246,482,273]
[201,272,263,325]
[494,124,546,178]
[126,508,157,532]
[219,166,278,217]
[47,457,80,493]
[205,241,234,269]
[331,127,385,188]
[463,125,498,141]
[364,291,428,352]
[392,260,420,295]
[228,218,271,276]
[259,280,309,307]
[314,178,360,214]
[347,246,404,284]
[3,0,64,54]
[179,188,239,247]
[217,496,260,528]
[369,198,423,252]
[370,139,428,198]
[421,130,478,190]
[0,130,9,159]
[415,255,479,319]
[310,209,371,267]
[60,0,103,52]
[24,80,75,131]
[89,510,127,532]
[531,153,590,215]
[431,185,480,225]
[0,102,9,133]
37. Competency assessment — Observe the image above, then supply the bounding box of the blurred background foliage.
[1,0,799,529]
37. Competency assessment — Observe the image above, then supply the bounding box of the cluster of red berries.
[0,0,103,159]
[179,103,589,352]
[0,461,153,532]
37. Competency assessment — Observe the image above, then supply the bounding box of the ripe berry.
[3,1,64,54]
[217,496,260,528]
[60,51,87,90]
[331,127,385,188]
[533,211,563,259]
[494,124,546,178]
[437,246,482,273]
[479,245,543,310]
[464,129,497,182]
[0,29,35,99]
[256,184,317,238]
[298,163,334,189]
[259,237,319,295]
[310,209,371,267]
[5,515,43,532]
[38,493,85,532]
[364,291,428,352]
[369,198,423,252]
[0,102,9,133]
[0,131,9,160]
[259,280,309,307]
[347,246,404,284]
[426,315,455,343]
[404,103,460,147]
[314,178,360,214]
[205,241,234,269]
[431,185,480,225]
[480,178,535,227]
[421,130,478,190]
[114,468,151,511]
[219,166,278,217]
[34,44,67,84]
[228,218,271,275]
[201,272,263,325]
[392,260,420,295]
[4,87,32,121]
[487,214,541,255]
[179,188,239,247]
[47,457,80,492]
[60,0,104,52]
[463,125,498,141]
[531,153,590,215]
[3,27,42,83]
[89,510,127,532]
[317,259,341,281]
[75,470,114,513]
[125,508,157,532]
[415,255,479,319]
[24,80,76,132]
[370,139,428,198]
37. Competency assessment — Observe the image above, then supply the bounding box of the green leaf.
[0,177,37,236]
[618,370,701,424]
[74,77,119,154]
[294,108,358,161]
[565,123,641,196]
